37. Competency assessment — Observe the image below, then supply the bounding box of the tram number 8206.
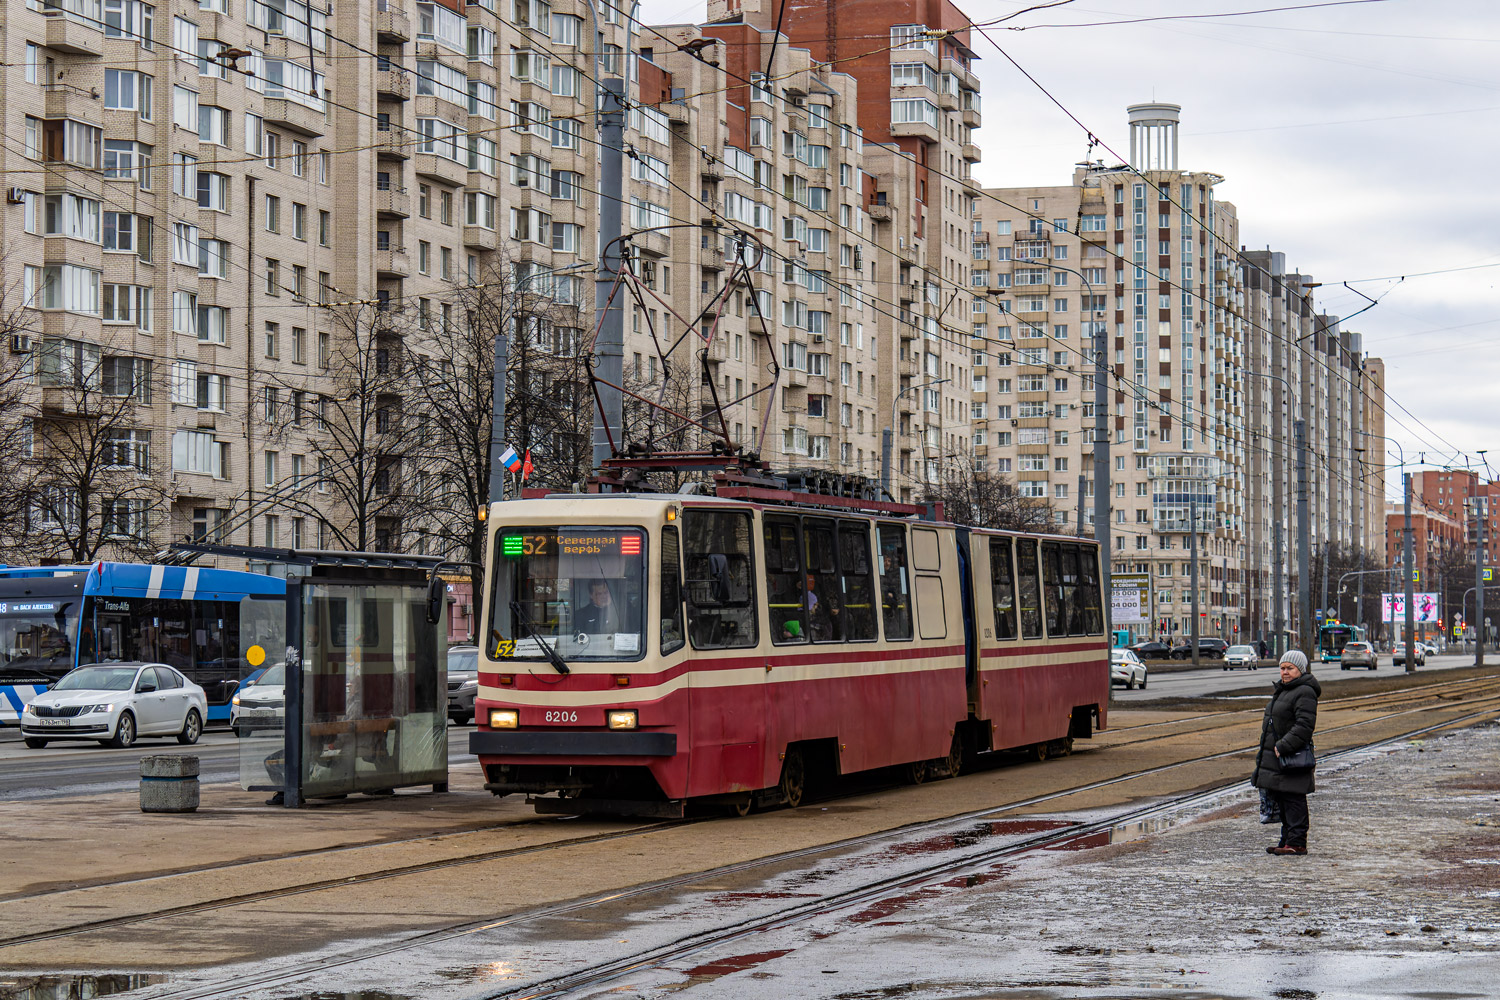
[543,710,580,723]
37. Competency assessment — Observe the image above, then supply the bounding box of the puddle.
[885,818,1077,857]
[0,976,165,1000]
[678,948,794,982]
[274,992,413,999]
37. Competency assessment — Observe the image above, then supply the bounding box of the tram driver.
[574,579,619,635]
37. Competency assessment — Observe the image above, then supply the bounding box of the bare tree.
[5,330,170,562]
[0,288,40,548]
[920,449,1056,530]
[261,301,425,552]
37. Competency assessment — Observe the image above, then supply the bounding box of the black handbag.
[1280,744,1316,771]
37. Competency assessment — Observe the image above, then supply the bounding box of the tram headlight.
[606,710,638,731]
[489,709,519,729]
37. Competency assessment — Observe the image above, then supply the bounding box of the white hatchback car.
[20,662,207,749]
[1110,648,1148,689]
[231,662,285,736]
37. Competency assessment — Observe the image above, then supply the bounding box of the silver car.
[447,645,479,724]
[1224,644,1259,671]
[20,662,207,749]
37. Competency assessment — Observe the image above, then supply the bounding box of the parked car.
[447,644,479,724]
[1130,641,1174,661]
[1418,642,1441,658]
[1393,644,1426,668]
[1339,641,1378,671]
[1171,638,1229,660]
[1110,648,1148,689]
[231,662,285,735]
[1224,644,1259,670]
[19,662,206,749]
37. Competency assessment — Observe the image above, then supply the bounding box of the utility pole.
[1093,306,1111,641]
[880,429,893,499]
[1077,473,1087,537]
[1190,494,1200,668]
[591,78,627,475]
[486,332,510,504]
[1476,496,1488,666]
[1273,523,1284,658]
[1296,419,1311,653]
[1320,541,1330,625]
[1403,471,1416,673]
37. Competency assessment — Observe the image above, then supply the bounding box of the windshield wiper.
[509,600,571,675]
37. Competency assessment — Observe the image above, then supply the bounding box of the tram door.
[953,529,977,688]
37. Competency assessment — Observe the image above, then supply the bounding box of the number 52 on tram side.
[469,494,1109,816]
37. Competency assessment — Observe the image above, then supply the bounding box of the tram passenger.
[804,573,837,641]
[575,580,619,635]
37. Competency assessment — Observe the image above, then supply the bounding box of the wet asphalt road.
[1112,652,1478,701]
[0,726,478,800]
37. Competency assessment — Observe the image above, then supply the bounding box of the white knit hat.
[1279,649,1309,672]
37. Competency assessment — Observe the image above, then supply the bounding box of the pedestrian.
[1251,649,1320,855]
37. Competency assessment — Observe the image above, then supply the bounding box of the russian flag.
[499,446,522,473]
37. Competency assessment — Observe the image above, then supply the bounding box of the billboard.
[1111,572,1151,626]
[1381,593,1440,623]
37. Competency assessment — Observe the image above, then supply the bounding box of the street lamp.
[1358,430,1416,673]
[882,377,950,500]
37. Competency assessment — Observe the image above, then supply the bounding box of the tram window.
[803,518,842,642]
[988,537,1018,640]
[660,526,685,654]
[682,510,757,649]
[837,522,878,642]
[1077,545,1104,634]
[911,529,941,572]
[1042,542,1069,637]
[764,516,807,644]
[877,524,913,641]
[1061,546,1086,635]
[1016,538,1043,639]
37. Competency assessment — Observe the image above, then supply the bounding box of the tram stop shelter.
[167,544,451,807]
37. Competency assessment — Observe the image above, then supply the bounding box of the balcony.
[665,100,691,126]
[463,225,498,250]
[631,229,671,259]
[961,142,982,163]
[414,152,466,186]
[868,203,893,223]
[962,107,981,128]
[936,90,959,112]
[377,128,411,159]
[376,184,411,218]
[700,247,725,271]
[44,11,103,55]
[377,69,410,101]
[263,97,327,136]
[891,119,939,144]
[43,82,100,122]
[376,246,410,278]
[376,2,411,42]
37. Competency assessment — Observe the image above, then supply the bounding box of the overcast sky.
[637,0,1500,495]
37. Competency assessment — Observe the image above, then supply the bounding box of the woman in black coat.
[1252,649,1321,855]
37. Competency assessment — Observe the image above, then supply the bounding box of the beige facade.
[0,0,982,562]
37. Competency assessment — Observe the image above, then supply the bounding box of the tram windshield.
[0,598,78,680]
[489,527,647,662]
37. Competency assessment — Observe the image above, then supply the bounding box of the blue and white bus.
[0,563,286,726]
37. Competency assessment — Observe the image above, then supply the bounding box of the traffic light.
[1437,619,1444,633]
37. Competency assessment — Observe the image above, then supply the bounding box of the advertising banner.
[1111,572,1151,625]
[1381,592,1440,623]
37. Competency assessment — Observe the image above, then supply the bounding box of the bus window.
[989,538,1017,640]
[764,516,806,643]
[1042,542,1068,637]
[877,525,913,641]
[660,526,685,655]
[803,518,842,642]
[682,510,757,649]
[837,522,877,642]
[1016,538,1043,639]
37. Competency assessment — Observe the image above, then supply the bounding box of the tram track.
[5,679,1499,958]
[129,691,1500,1000]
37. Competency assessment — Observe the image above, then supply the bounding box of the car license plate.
[40,718,68,727]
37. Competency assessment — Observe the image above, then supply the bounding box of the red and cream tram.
[469,492,1109,816]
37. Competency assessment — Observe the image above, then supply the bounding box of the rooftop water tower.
[1127,102,1181,171]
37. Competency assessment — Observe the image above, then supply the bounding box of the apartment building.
[1241,249,1382,641]
[974,104,1254,641]
[1,0,984,562]
[705,0,984,501]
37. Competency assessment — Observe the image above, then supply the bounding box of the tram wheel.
[728,796,753,817]
[936,733,963,779]
[778,748,806,809]
[905,759,928,785]
[1032,741,1050,763]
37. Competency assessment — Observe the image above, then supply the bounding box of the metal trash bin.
[140,755,200,813]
